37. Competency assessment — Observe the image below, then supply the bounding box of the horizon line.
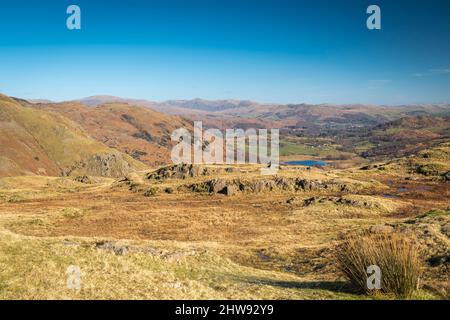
[3,92,450,108]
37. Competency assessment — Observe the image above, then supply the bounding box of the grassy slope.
[0,96,61,177]
[0,94,145,177]
[0,230,364,300]
[33,101,192,167]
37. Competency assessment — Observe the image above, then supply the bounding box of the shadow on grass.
[238,276,359,295]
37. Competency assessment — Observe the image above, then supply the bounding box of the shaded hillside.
[33,101,193,167]
[0,94,145,178]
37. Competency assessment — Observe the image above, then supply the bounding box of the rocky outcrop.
[146,164,242,181]
[94,240,200,261]
[184,176,361,196]
[187,179,241,195]
[146,164,211,180]
[73,175,99,184]
[274,177,295,191]
[112,176,145,193]
[301,196,381,209]
[63,152,133,178]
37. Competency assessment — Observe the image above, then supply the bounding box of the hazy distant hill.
[28,99,54,104]
[76,96,265,115]
[76,96,201,115]
[0,94,145,178]
[77,95,153,108]
[217,103,450,127]
[162,98,257,112]
[75,95,450,128]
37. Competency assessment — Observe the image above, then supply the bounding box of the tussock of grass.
[336,232,423,298]
[61,208,88,219]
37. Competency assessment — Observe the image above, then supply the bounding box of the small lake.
[284,160,328,166]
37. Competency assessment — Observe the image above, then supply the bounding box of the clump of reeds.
[336,232,423,298]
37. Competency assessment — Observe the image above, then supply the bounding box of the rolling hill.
[31,100,193,167]
[0,94,145,178]
[356,116,450,158]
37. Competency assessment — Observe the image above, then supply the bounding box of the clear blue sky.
[0,0,449,104]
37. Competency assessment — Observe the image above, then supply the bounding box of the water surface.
[284,160,328,166]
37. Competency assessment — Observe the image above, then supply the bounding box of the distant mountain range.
[72,95,450,126]
[2,92,450,178]
[74,96,265,115]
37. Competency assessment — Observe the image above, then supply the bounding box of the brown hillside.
[0,94,145,178]
[33,102,192,167]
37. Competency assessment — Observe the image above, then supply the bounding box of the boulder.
[225,185,238,196]
[210,179,228,194]
[443,171,450,182]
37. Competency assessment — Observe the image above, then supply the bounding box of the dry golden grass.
[0,164,448,300]
[0,229,367,300]
[336,233,423,298]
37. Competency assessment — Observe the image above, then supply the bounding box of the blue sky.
[0,0,449,104]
